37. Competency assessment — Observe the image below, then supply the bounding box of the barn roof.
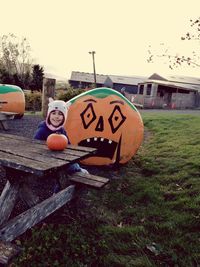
[167,75,200,85]
[148,73,200,85]
[70,71,107,84]
[70,71,147,85]
[109,75,146,85]
[141,79,200,92]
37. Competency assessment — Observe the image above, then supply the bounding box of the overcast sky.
[1,0,200,80]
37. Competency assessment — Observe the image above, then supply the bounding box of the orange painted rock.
[64,87,144,165]
[0,84,25,117]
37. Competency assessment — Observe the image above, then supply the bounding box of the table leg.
[19,182,40,208]
[0,120,8,130]
[0,185,75,242]
[0,181,19,227]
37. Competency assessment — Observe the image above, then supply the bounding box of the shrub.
[25,91,42,111]
[58,88,85,102]
[24,88,85,112]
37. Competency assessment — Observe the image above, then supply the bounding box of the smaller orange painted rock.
[0,84,25,117]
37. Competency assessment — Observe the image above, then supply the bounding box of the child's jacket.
[34,121,70,142]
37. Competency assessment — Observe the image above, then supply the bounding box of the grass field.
[12,112,200,267]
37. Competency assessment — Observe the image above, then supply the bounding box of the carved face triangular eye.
[80,103,97,129]
[108,105,126,133]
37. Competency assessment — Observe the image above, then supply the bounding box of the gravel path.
[0,114,43,138]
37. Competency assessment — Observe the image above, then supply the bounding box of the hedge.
[24,88,85,112]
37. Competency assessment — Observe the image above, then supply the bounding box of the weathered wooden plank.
[74,173,110,183]
[69,176,106,188]
[0,181,19,227]
[0,149,94,179]
[41,149,88,162]
[0,133,37,141]
[69,173,109,189]
[0,185,75,242]
[0,113,15,121]
[0,151,51,176]
[0,133,97,154]
[0,241,21,265]
[50,151,94,162]
[0,149,86,176]
[0,136,94,161]
[56,148,91,158]
[0,151,85,177]
[68,144,97,153]
[0,141,71,164]
[0,111,17,116]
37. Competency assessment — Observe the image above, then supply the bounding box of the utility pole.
[89,51,97,87]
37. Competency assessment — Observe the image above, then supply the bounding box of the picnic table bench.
[0,133,109,264]
[0,111,17,131]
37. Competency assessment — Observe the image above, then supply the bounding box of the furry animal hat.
[46,97,70,131]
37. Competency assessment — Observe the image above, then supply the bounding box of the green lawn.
[12,112,200,267]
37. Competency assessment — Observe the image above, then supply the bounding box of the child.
[34,97,89,193]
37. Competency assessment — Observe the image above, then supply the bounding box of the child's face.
[49,110,64,127]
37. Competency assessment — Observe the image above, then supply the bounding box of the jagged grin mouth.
[78,137,118,159]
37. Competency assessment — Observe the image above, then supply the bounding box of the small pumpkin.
[47,133,68,151]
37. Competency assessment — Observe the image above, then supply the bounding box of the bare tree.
[147,18,200,70]
[0,33,33,88]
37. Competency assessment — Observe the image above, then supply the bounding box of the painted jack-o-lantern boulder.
[0,84,25,117]
[64,87,144,166]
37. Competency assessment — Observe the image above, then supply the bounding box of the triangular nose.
[95,116,104,131]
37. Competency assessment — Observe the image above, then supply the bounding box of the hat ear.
[49,97,54,103]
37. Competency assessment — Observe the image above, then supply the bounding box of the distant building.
[68,71,147,94]
[132,73,200,109]
[69,71,200,109]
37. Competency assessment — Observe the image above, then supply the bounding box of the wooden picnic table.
[0,133,107,264]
